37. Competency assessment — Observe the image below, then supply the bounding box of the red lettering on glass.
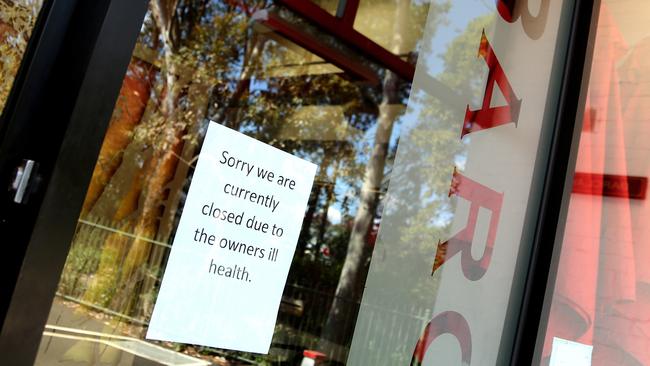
[411,311,472,366]
[495,0,549,40]
[496,0,517,22]
[431,168,504,280]
[462,31,522,138]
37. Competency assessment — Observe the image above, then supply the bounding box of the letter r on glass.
[432,168,504,280]
[411,311,472,366]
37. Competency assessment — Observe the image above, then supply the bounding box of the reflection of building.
[543,2,650,365]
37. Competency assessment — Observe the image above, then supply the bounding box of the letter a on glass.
[462,30,522,138]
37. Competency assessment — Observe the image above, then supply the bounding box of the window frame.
[0,1,148,364]
[0,0,601,365]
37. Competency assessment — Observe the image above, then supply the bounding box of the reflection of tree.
[72,0,273,314]
[320,12,496,363]
[385,13,497,276]
[54,0,495,364]
[0,0,43,112]
[62,0,376,320]
[319,0,452,359]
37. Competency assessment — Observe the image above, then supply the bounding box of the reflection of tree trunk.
[213,34,264,130]
[82,0,183,311]
[80,62,153,305]
[297,184,321,257]
[82,167,146,305]
[137,81,212,318]
[320,0,409,357]
[104,0,184,315]
[81,61,152,217]
[319,71,400,358]
[317,154,341,247]
[80,0,264,316]
[297,151,335,257]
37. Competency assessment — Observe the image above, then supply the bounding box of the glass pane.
[0,0,45,113]
[312,0,339,16]
[349,1,575,365]
[539,1,650,365]
[353,0,431,56]
[31,1,574,365]
[34,1,428,365]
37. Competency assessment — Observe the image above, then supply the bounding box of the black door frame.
[509,0,601,364]
[0,0,148,364]
[0,0,600,365]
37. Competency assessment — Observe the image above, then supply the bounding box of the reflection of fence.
[58,217,173,325]
[58,218,432,365]
[42,325,210,366]
[348,303,432,365]
[277,284,432,365]
[276,283,339,350]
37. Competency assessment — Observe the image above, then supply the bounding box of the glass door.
[10,1,586,365]
[33,1,433,364]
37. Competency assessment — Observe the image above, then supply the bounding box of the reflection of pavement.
[34,299,210,366]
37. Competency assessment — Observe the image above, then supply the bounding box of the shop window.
[29,0,576,365]
[33,1,431,364]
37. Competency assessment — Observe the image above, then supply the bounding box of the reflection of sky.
[427,1,493,75]
[311,1,495,233]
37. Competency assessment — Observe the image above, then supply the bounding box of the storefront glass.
[539,1,650,365]
[0,0,44,114]
[30,1,577,365]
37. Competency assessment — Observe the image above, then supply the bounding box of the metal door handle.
[11,159,36,204]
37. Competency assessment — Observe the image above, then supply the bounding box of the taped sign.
[147,122,316,354]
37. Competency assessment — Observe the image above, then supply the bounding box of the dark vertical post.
[509,0,601,364]
[0,0,149,364]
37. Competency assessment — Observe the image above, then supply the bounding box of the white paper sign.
[549,337,593,366]
[147,122,317,353]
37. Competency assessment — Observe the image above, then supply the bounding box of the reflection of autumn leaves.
[80,61,155,311]
[81,61,153,216]
[72,0,234,315]
[0,0,42,111]
[78,0,272,319]
[448,167,461,197]
[431,168,459,275]
[431,239,448,275]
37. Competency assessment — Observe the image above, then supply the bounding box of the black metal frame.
[509,0,601,364]
[0,0,148,364]
[0,0,603,364]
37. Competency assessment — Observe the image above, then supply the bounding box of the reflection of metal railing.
[56,282,431,365]
[56,292,148,326]
[78,219,171,248]
[60,218,432,364]
[348,302,432,365]
[277,283,432,365]
[42,325,210,366]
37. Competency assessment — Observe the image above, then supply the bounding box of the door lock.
[10,159,38,204]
